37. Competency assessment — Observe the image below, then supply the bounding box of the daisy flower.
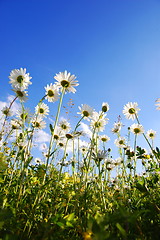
[35,158,42,165]
[80,141,89,153]
[146,129,156,139]
[104,157,113,164]
[54,70,79,93]
[9,68,32,90]
[106,163,115,171]
[31,116,46,129]
[11,119,21,129]
[57,139,66,149]
[102,102,109,112]
[1,106,13,117]
[45,83,59,102]
[114,137,126,148]
[111,121,123,134]
[123,102,140,120]
[77,104,94,120]
[17,140,27,150]
[114,157,123,166]
[92,150,108,162]
[16,108,30,122]
[13,89,28,102]
[58,119,71,132]
[90,111,108,132]
[35,102,49,118]
[65,131,83,140]
[53,126,65,141]
[130,123,144,135]
[99,134,110,143]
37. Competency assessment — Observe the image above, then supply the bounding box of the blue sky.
[1,0,160,152]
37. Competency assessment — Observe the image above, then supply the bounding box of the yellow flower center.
[39,108,44,114]
[61,80,69,88]
[83,110,89,117]
[17,75,23,83]
[102,105,108,112]
[134,128,140,134]
[61,124,67,130]
[66,133,73,139]
[35,122,40,128]
[95,122,101,128]
[129,108,135,114]
[48,90,54,97]
[101,137,107,142]
[20,113,27,120]
[54,135,59,140]
[16,90,24,97]
[3,109,9,115]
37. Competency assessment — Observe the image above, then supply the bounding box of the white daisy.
[58,119,71,132]
[99,134,110,143]
[130,123,144,135]
[45,83,59,102]
[77,104,94,120]
[114,137,126,148]
[106,163,114,171]
[31,116,46,129]
[1,106,13,117]
[54,70,79,93]
[90,112,108,132]
[102,102,110,112]
[53,126,65,141]
[35,157,42,165]
[57,139,66,149]
[146,129,156,139]
[9,68,32,90]
[16,108,30,122]
[80,141,89,153]
[92,150,108,162]
[35,102,49,118]
[114,157,123,166]
[11,119,21,129]
[111,121,123,134]
[104,157,113,164]
[17,140,27,150]
[13,89,28,102]
[123,102,140,120]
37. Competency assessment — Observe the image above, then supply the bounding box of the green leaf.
[116,223,127,238]
[49,124,54,133]
[64,213,75,221]
[56,221,64,228]
[135,183,148,193]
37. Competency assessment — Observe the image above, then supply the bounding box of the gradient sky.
[1,0,160,153]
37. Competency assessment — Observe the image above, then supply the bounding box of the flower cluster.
[0,68,159,175]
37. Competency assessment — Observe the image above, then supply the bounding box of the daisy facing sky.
[35,102,49,118]
[9,68,32,90]
[77,104,94,120]
[45,83,59,102]
[130,123,144,135]
[54,70,79,93]
[123,102,140,121]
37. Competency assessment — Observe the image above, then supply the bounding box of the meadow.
[0,68,160,240]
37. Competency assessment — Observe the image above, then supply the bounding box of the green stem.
[45,88,65,180]
[133,134,137,177]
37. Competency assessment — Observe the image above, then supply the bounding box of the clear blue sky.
[1,0,160,148]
